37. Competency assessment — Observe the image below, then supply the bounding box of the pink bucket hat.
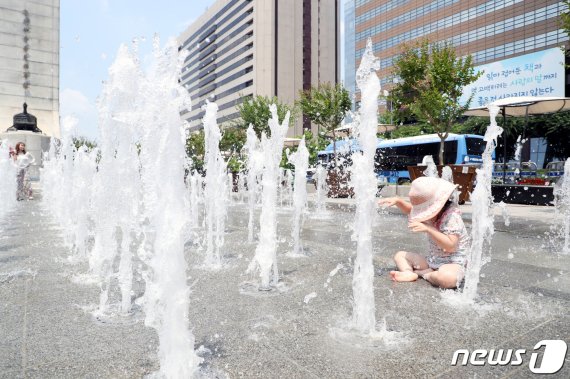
[408,177,457,222]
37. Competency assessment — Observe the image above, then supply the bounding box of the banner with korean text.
[460,48,565,107]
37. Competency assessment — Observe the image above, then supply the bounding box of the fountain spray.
[0,141,17,219]
[463,105,503,301]
[89,44,142,315]
[247,105,289,290]
[137,36,201,377]
[202,101,228,268]
[350,38,380,333]
[314,165,328,214]
[288,137,309,255]
[244,125,262,243]
[554,158,570,255]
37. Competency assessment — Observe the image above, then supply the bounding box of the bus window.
[444,140,458,164]
[465,137,485,156]
[376,142,454,171]
[317,153,330,165]
[415,142,439,161]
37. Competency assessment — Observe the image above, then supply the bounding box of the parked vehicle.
[375,134,487,184]
[316,134,487,185]
[545,161,566,184]
[492,161,538,185]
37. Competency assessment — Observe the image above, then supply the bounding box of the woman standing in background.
[13,142,35,200]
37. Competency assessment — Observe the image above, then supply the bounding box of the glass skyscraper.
[346,0,569,94]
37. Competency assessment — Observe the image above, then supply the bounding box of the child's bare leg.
[423,264,464,289]
[390,251,429,282]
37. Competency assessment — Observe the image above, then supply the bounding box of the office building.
[0,0,60,137]
[344,0,356,109]
[346,0,569,98]
[178,0,340,136]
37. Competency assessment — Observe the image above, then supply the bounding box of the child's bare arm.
[378,197,412,215]
[427,228,459,253]
[408,222,459,253]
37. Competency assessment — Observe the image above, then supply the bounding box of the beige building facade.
[178,0,339,136]
[0,0,60,137]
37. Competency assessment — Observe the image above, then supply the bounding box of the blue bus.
[375,133,486,184]
[317,133,487,184]
[316,138,371,166]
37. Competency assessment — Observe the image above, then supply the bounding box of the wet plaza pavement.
[0,194,569,378]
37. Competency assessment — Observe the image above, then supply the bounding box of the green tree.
[390,40,482,164]
[303,130,329,166]
[388,123,433,139]
[185,130,205,172]
[72,136,97,151]
[298,83,351,166]
[235,95,296,138]
[220,126,246,154]
[220,126,246,173]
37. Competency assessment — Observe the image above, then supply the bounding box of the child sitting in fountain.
[379,177,470,289]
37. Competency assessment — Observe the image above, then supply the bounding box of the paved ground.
[1,191,569,378]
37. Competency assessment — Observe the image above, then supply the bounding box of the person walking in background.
[13,142,35,200]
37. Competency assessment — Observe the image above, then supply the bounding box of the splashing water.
[278,169,284,207]
[202,101,228,268]
[42,37,201,376]
[441,166,459,203]
[89,44,142,316]
[350,38,380,334]
[513,135,523,162]
[244,125,263,243]
[513,135,526,177]
[553,158,570,254]
[136,36,201,377]
[0,141,17,219]
[314,165,328,214]
[288,137,309,256]
[422,155,438,178]
[496,201,510,227]
[441,166,453,183]
[284,169,293,208]
[462,105,503,302]
[237,172,247,203]
[42,116,82,252]
[68,145,98,260]
[247,105,289,290]
[188,171,202,230]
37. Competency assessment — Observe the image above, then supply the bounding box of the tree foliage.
[298,83,351,165]
[186,130,205,171]
[73,136,97,151]
[235,95,296,138]
[390,40,481,164]
[185,126,248,173]
[220,126,246,154]
[279,130,329,170]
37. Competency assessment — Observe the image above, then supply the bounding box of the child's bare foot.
[414,268,434,278]
[390,270,419,282]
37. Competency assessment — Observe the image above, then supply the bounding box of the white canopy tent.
[464,96,570,117]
